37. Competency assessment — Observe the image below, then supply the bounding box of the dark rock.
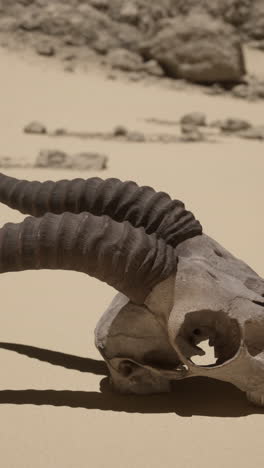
[113,125,128,137]
[220,118,252,132]
[180,112,207,127]
[107,48,143,71]
[140,14,246,83]
[24,121,47,134]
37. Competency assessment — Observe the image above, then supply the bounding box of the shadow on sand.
[0,342,263,418]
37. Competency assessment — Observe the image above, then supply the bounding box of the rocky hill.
[1,0,264,84]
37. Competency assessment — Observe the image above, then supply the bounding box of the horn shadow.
[0,342,263,417]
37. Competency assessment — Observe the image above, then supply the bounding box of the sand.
[0,45,264,468]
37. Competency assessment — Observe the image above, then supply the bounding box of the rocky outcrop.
[140,14,246,83]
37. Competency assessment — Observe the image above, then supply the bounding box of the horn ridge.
[0,173,202,247]
[0,212,177,304]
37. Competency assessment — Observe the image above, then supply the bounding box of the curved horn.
[0,173,202,247]
[0,212,177,304]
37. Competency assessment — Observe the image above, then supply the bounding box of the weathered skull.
[95,234,264,405]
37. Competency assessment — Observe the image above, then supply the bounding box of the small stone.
[180,112,207,127]
[71,152,108,170]
[113,125,128,137]
[237,126,264,140]
[64,64,75,73]
[143,60,164,77]
[220,118,251,132]
[0,156,31,168]
[127,131,146,142]
[107,48,143,72]
[54,128,67,136]
[36,42,55,57]
[232,84,250,98]
[24,121,47,134]
[35,150,71,168]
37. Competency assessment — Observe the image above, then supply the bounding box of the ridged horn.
[0,212,178,304]
[0,173,202,247]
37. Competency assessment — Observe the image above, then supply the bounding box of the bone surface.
[95,234,264,404]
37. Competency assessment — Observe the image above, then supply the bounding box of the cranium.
[0,172,263,405]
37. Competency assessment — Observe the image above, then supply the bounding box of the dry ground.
[0,45,263,468]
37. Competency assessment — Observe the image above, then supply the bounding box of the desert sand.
[0,45,264,468]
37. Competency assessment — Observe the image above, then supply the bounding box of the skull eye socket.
[175,310,241,367]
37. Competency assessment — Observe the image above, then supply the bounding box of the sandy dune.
[0,46,264,468]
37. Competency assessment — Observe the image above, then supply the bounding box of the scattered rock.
[127,131,146,142]
[120,2,139,25]
[64,64,75,73]
[231,84,250,98]
[220,118,252,132]
[35,41,55,57]
[237,126,264,140]
[107,48,143,72]
[143,59,164,77]
[0,156,31,168]
[71,152,108,170]
[140,14,246,83]
[35,149,107,169]
[180,127,205,142]
[180,112,207,127]
[90,0,109,10]
[24,121,47,134]
[35,150,70,168]
[113,125,128,136]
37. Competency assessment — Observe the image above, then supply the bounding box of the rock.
[107,48,143,72]
[0,156,31,168]
[19,12,41,31]
[140,14,246,83]
[35,149,108,169]
[24,121,47,134]
[180,125,205,142]
[120,2,139,25]
[237,126,264,140]
[64,64,75,73]
[143,60,164,77]
[35,150,71,168]
[231,84,250,98]
[35,41,55,57]
[90,0,109,10]
[180,112,207,127]
[220,119,252,132]
[127,131,146,142]
[204,83,225,95]
[71,152,108,170]
[113,125,128,137]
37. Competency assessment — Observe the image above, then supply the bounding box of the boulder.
[140,14,246,83]
[71,152,108,170]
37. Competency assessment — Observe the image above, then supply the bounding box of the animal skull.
[95,234,264,405]
[0,171,263,405]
